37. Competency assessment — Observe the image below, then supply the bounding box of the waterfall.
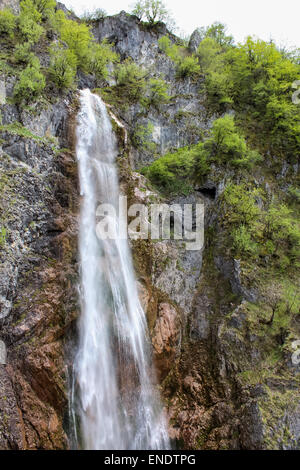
[73,89,170,450]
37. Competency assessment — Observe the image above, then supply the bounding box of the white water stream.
[73,89,169,450]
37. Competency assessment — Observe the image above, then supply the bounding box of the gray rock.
[188,28,203,53]
[0,340,6,365]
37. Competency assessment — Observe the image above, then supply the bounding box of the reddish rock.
[152,303,180,380]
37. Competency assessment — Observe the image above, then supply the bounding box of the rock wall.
[0,73,79,447]
[0,4,299,450]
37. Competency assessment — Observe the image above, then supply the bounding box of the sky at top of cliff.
[63,0,300,48]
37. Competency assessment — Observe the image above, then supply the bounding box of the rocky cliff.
[0,1,299,450]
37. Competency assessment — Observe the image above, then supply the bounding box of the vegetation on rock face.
[131,0,172,26]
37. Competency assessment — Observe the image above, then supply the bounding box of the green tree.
[114,59,147,100]
[87,40,118,79]
[32,0,56,19]
[48,44,77,89]
[132,0,170,25]
[142,78,170,108]
[13,58,46,104]
[205,22,234,47]
[18,0,44,44]
[0,8,16,38]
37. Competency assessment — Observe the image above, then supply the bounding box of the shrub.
[205,115,262,168]
[142,143,207,194]
[131,0,171,25]
[58,16,92,65]
[18,0,44,44]
[159,36,200,79]
[87,40,118,79]
[14,43,36,65]
[114,60,147,100]
[48,44,77,89]
[0,8,16,38]
[142,78,170,108]
[32,0,56,19]
[80,8,107,23]
[233,225,258,256]
[223,184,261,226]
[13,58,45,104]
[132,122,157,153]
[176,55,200,78]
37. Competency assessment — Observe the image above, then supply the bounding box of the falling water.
[73,89,169,450]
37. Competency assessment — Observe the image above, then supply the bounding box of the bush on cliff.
[48,44,77,89]
[0,8,16,38]
[18,0,44,44]
[13,58,46,104]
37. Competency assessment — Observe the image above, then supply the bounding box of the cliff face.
[0,62,79,447]
[0,3,299,450]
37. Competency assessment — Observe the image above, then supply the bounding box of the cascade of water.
[73,89,169,450]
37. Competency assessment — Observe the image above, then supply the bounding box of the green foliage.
[202,115,262,168]
[197,37,222,72]
[202,36,300,158]
[13,58,45,104]
[204,22,234,47]
[142,143,209,195]
[32,0,56,19]
[223,184,261,226]
[141,78,170,108]
[132,122,157,153]
[131,0,171,25]
[176,55,201,78]
[114,59,147,100]
[13,43,36,65]
[52,11,118,80]
[233,225,258,256]
[80,8,107,23]
[58,16,92,65]
[87,40,118,79]
[18,0,44,44]
[158,35,200,78]
[0,8,16,38]
[223,184,300,266]
[142,146,194,194]
[48,44,77,89]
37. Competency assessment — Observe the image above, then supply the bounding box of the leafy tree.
[80,8,107,23]
[18,0,44,44]
[132,0,170,25]
[197,37,222,73]
[233,225,258,256]
[114,59,147,100]
[204,115,262,168]
[13,58,46,104]
[32,0,56,19]
[14,42,36,65]
[158,36,200,78]
[204,22,234,47]
[58,17,92,66]
[0,8,16,38]
[87,40,118,79]
[48,44,77,89]
[223,184,261,226]
[142,145,196,194]
[142,78,170,108]
[176,55,200,78]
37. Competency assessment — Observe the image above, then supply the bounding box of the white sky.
[63,0,300,48]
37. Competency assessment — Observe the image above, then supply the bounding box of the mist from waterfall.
[72,89,169,450]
